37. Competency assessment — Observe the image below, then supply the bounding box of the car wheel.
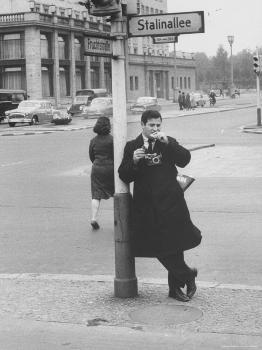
[29,116,38,126]
[9,122,16,127]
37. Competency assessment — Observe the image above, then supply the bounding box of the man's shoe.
[91,220,100,230]
[169,287,190,302]
[186,268,198,299]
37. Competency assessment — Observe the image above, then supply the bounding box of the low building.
[0,0,196,106]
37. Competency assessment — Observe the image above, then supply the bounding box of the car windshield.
[137,97,155,104]
[76,90,93,96]
[91,98,110,106]
[18,101,40,108]
[74,96,88,103]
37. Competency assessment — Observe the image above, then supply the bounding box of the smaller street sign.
[152,36,178,44]
[128,11,204,38]
[84,36,112,57]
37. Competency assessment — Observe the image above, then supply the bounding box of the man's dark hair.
[93,116,111,135]
[141,110,162,125]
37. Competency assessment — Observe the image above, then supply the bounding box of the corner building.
[0,0,196,105]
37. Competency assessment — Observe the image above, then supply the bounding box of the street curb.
[0,273,262,291]
[0,104,256,137]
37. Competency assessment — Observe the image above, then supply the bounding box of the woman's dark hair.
[93,116,111,135]
[141,110,162,125]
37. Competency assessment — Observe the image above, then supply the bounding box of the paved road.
[0,105,261,286]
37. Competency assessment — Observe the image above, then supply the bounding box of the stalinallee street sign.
[128,11,204,38]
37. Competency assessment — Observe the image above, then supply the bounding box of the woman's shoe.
[186,268,198,299]
[169,287,190,302]
[91,220,100,230]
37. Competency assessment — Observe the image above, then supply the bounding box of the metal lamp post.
[227,35,234,97]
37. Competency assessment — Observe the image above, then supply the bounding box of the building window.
[130,76,134,91]
[133,47,138,54]
[90,67,99,88]
[40,34,50,59]
[0,67,25,90]
[184,77,187,89]
[180,77,183,89]
[135,76,139,90]
[0,33,24,59]
[171,77,174,89]
[58,35,68,60]
[188,77,191,89]
[74,38,82,61]
[59,67,70,96]
[75,68,83,90]
[41,66,53,97]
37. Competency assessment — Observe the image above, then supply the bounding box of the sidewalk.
[0,273,261,349]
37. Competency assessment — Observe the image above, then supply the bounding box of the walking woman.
[89,116,114,230]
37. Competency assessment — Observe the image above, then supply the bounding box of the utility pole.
[111,10,138,298]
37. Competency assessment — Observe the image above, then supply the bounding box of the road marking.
[0,273,262,291]
[0,161,25,167]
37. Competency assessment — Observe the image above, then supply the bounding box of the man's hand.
[133,147,146,164]
[151,132,168,144]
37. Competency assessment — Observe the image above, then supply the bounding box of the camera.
[145,153,162,166]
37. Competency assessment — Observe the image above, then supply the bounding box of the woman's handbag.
[177,174,195,191]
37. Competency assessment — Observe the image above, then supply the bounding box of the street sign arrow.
[128,11,204,38]
[152,36,178,44]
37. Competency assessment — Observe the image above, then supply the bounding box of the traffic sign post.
[254,50,261,126]
[111,12,138,298]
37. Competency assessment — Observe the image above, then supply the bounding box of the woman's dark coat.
[118,134,201,257]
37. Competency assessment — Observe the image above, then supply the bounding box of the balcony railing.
[0,13,24,23]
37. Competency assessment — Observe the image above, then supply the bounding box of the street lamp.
[227,35,234,97]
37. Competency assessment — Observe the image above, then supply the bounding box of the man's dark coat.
[118,134,202,257]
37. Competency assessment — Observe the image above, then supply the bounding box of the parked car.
[81,97,113,119]
[130,96,161,113]
[51,110,72,125]
[6,100,54,127]
[68,89,108,116]
[194,93,208,107]
[0,89,27,123]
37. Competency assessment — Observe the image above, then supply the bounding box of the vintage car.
[6,100,54,127]
[81,97,113,119]
[0,89,27,123]
[130,96,161,113]
[68,89,108,116]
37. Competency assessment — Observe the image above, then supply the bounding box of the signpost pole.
[111,11,138,298]
[173,41,177,102]
[256,72,261,126]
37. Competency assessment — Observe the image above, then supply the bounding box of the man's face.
[141,117,162,139]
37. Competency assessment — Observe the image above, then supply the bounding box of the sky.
[167,0,262,57]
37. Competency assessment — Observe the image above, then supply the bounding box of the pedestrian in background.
[89,116,114,230]
[182,92,186,109]
[118,110,202,302]
[185,92,191,110]
[178,90,184,110]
